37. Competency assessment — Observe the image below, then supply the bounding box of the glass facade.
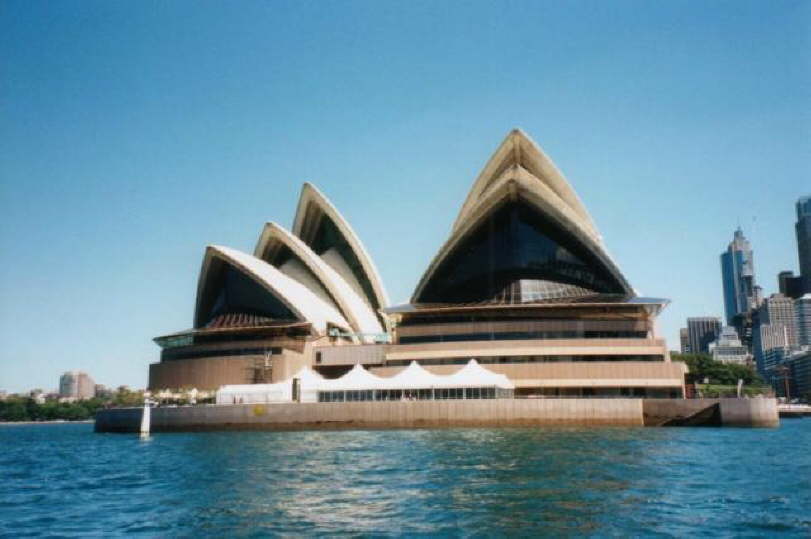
[400,330,647,344]
[196,260,298,328]
[386,355,664,366]
[162,346,283,361]
[417,200,626,304]
[720,228,758,325]
[317,387,511,402]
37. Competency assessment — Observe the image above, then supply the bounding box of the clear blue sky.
[1,0,808,393]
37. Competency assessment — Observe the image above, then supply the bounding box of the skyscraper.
[796,196,811,294]
[796,294,811,348]
[778,270,804,299]
[687,317,721,355]
[752,294,798,374]
[720,228,759,326]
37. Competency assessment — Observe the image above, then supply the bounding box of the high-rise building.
[785,350,811,400]
[59,371,95,400]
[778,270,804,300]
[796,294,811,348]
[708,326,748,364]
[687,317,721,355]
[679,328,690,354]
[753,293,799,374]
[796,196,811,294]
[720,228,760,326]
[759,294,798,349]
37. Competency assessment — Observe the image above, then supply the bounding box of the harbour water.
[1,421,809,536]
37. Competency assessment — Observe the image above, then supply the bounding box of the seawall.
[95,398,779,433]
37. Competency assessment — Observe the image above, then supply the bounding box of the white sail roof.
[292,182,390,327]
[255,222,383,342]
[196,245,352,334]
[411,129,634,303]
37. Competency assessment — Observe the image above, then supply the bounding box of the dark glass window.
[417,200,626,304]
[196,261,297,328]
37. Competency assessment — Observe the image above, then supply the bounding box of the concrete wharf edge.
[95,398,779,432]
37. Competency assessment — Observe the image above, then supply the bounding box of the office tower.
[759,294,798,349]
[720,228,760,326]
[687,317,721,355]
[796,294,811,347]
[797,196,811,294]
[778,270,804,299]
[679,328,690,354]
[59,371,96,400]
[708,326,748,364]
[753,293,799,374]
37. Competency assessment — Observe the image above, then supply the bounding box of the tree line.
[0,387,144,422]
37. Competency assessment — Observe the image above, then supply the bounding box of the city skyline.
[2,1,809,393]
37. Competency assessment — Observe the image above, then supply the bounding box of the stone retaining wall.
[95,397,779,433]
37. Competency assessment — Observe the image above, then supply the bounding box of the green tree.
[671,352,764,385]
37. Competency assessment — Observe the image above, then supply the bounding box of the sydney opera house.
[150,129,687,398]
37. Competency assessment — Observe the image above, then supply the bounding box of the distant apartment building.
[59,371,95,400]
[708,326,748,364]
[797,196,811,294]
[687,317,721,355]
[720,228,760,326]
[796,294,811,348]
[679,328,690,354]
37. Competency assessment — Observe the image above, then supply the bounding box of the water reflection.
[1,423,809,536]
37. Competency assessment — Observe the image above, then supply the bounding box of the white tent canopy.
[215,360,513,405]
[215,366,323,404]
[442,359,515,389]
[382,361,440,390]
[318,363,386,391]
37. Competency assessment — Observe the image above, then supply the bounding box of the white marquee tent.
[215,366,324,404]
[215,359,514,405]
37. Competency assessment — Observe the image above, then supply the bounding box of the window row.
[317,387,513,402]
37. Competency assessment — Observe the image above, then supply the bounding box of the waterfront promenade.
[96,397,779,432]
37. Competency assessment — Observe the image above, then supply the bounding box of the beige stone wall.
[150,347,309,389]
[269,344,310,382]
[98,398,645,431]
[313,343,387,366]
[149,357,257,390]
[94,397,781,432]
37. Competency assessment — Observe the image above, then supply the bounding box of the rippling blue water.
[1,421,809,537]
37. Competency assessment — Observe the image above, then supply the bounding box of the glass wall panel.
[197,261,297,328]
[417,201,626,303]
